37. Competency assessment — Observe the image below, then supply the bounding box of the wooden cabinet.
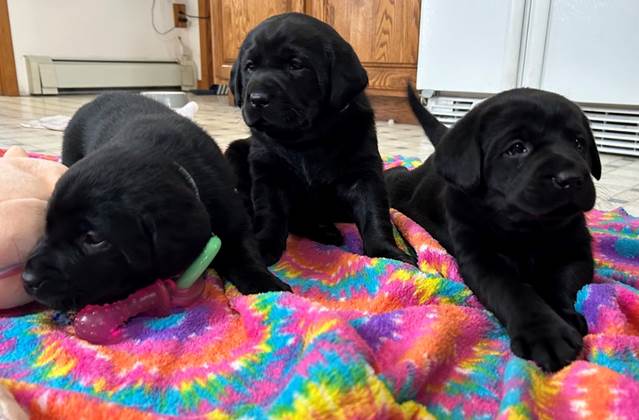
[207,0,421,97]
[308,0,420,96]
[210,0,305,82]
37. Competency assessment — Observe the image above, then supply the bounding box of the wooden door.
[210,0,306,83]
[307,0,421,96]
[0,0,19,96]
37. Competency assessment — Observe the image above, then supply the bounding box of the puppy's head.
[435,88,601,224]
[22,153,211,310]
[230,13,368,140]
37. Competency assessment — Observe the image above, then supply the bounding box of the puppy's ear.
[328,40,368,110]
[434,109,482,191]
[582,115,602,180]
[109,211,154,272]
[141,198,212,277]
[230,58,243,107]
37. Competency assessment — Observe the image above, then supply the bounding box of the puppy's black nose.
[552,171,584,190]
[249,92,270,108]
[22,269,41,293]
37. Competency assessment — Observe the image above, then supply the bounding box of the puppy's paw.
[292,223,344,246]
[256,231,287,266]
[510,316,583,372]
[557,308,589,336]
[234,270,292,294]
[365,244,417,266]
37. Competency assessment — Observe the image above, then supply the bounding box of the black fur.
[385,87,601,372]
[225,13,415,266]
[22,93,290,310]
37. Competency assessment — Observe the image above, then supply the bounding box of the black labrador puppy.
[385,87,601,372]
[225,13,415,266]
[22,93,290,310]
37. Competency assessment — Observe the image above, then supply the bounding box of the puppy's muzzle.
[249,92,270,108]
[552,170,585,190]
[21,269,40,294]
[22,259,60,296]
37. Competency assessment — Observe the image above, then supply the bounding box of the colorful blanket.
[1,155,638,419]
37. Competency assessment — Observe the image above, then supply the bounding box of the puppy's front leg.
[213,236,292,294]
[337,174,416,265]
[251,170,292,266]
[537,259,592,336]
[453,235,582,372]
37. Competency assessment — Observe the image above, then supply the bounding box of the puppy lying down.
[22,93,290,311]
[386,87,601,372]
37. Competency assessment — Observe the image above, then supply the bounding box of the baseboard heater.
[25,56,196,95]
[423,94,639,157]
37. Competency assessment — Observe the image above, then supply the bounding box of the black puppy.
[22,93,290,310]
[385,87,601,372]
[225,13,415,266]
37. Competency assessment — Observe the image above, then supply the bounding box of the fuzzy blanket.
[0,155,638,419]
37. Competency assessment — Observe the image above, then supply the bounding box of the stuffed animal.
[0,146,67,309]
[0,384,28,420]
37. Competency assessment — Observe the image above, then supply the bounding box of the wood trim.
[197,0,213,89]
[210,0,225,84]
[0,0,19,96]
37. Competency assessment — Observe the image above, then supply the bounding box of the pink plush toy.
[0,146,67,309]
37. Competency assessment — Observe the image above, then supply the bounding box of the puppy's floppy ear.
[434,108,483,191]
[140,197,212,277]
[230,57,243,107]
[581,115,601,180]
[108,211,154,272]
[328,39,368,110]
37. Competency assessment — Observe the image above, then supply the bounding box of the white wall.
[7,0,202,95]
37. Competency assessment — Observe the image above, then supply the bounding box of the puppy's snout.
[249,92,270,108]
[21,268,42,294]
[552,170,584,190]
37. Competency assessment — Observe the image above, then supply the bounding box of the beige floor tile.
[0,93,638,215]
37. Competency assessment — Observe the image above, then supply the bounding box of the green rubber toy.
[176,235,222,289]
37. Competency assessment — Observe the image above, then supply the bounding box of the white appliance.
[417,0,639,156]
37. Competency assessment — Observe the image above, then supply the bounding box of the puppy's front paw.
[365,244,417,266]
[256,230,287,266]
[304,223,344,246]
[234,269,292,294]
[510,316,583,372]
[557,308,588,336]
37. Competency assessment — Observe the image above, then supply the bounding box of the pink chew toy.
[71,235,221,344]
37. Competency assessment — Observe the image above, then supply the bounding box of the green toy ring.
[176,235,222,289]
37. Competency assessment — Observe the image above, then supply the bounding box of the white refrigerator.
[416,0,639,155]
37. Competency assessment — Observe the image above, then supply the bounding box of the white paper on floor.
[19,101,199,132]
[20,115,70,131]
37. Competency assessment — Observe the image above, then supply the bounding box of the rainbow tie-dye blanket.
[1,155,638,419]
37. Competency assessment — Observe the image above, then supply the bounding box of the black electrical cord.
[181,12,210,19]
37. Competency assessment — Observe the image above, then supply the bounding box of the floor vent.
[425,95,639,157]
[582,107,639,157]
[425,96,482,127]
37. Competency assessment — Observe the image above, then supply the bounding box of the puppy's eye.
[245,61,256,72]
[503,141,529,157]
[575,137,585,151]
[82,231,110,250]
[288,59,304,71]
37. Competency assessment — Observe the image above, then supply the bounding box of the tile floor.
[1,93,638,215]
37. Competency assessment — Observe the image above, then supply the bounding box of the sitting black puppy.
[225,13,415,266]
[22,93,290,310]
[385,86,601,372]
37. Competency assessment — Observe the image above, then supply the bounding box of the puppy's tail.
[407,84,447,147]
[224,138,253,216]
